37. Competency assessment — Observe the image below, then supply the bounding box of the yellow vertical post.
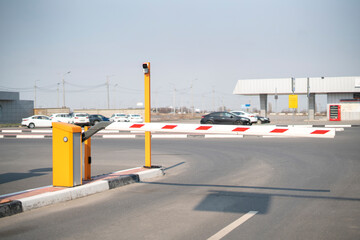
[84,126,91,180]
[143,62,151,168]
[52,122,82,187]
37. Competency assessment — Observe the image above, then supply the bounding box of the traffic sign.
[289,95,298,109]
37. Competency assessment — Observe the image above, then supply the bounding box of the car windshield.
[232,112,243,115]
[76,114,87,117]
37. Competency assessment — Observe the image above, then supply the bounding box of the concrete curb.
[137,168,165,181]
[0,200,23,217]
[0,168,164,218]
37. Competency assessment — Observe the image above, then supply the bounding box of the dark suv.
[200,112,251,125]
[89,114,110,126]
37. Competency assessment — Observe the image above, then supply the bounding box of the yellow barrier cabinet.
[52,122,82,187]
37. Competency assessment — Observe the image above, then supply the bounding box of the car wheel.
[235,120,242,125]
[205,120,213,124]
[28,123,35,129]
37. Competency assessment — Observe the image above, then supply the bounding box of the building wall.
[33,108,145,118]
[233,76,360,95]
[34,108,70,116]
[0,91,34,124]
[0,91,19,101]
[74,109,145,118]
[327,93,353,104]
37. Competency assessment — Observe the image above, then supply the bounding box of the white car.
[21,115,52,128]
[110,113,129,122]
[231,111,258,123]
[127,114,143,123]
[70,113,90,126]
[49,113,71,123]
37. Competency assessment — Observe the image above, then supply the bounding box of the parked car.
[256,115,271,124]
[21,115,52,128]
[200,112,251,125]
[230,111,258,123]
[89,114,110,126]
[70,113,90,126]
[127,114,143,123]
[49,113,71,123]
[110,113,129,122]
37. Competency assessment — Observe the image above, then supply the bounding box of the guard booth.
[329,105,341,121]
[52,122,82,187]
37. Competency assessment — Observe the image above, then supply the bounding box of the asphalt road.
[1,128,360,239]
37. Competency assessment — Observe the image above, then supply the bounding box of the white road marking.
[16,135,45,138]
[325,125,351,128]
[205,134,243,138]
[207,211,258,240]
[31,129,52,133]
[97,130,120,133]
[102,135,135,138]
[152,134,188,139]
[2,130,22,133]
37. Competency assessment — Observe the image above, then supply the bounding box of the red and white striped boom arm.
[106,122,335,138]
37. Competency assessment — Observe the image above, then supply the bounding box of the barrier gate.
[105,122,336,138]
[52,121,335,187]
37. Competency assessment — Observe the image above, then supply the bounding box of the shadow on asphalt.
[195,191,271,214]
[144,182,330,192]
[193,190,360,214]
[143,182,360,214]
[0,167,52,184]
[164,162,186,170]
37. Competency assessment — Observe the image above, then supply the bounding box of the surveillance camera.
[143,63,149,74]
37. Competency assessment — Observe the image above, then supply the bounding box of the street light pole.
[34,80,39,108]
[57,83,60,108]
[106,75,115,109]
[173,87,176,114]
[113,84,118,109]
[107,76,110,109]
[62,71,71,108]
[212,87,215,112]
[190,78,197,116]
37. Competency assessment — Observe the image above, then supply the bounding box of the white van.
[110,113,129,122]
[49,113,71,123]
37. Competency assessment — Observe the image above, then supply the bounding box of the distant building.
[0,91,34,124]
[233,76,360,120]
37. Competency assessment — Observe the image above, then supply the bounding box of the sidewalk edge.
[0,168,164,218]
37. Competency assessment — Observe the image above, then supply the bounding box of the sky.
[0,0,359,112]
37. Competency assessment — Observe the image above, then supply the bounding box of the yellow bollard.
[84,126,91,180]
[52,122,82,187]
[143,62,151,168]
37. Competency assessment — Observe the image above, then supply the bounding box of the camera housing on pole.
[143,63,150,74]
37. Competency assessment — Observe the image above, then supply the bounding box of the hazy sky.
[1,0,359,112]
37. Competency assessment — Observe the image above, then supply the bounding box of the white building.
[233,76,360,120]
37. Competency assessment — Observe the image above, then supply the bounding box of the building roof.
[233,76,360,95]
